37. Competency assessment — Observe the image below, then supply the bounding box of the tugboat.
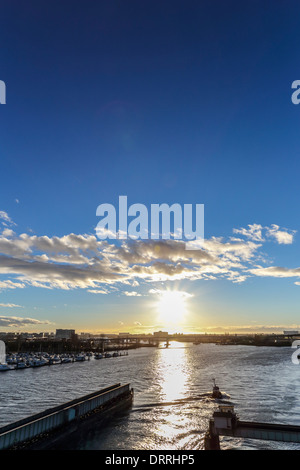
[212,378,223,399]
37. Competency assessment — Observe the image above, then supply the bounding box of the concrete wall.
[0,383,131,450]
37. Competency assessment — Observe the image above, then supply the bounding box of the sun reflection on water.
[157,345,190,402]
[149,343,198,448]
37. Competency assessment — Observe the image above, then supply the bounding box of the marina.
[0,350,129,371]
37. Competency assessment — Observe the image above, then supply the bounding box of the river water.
[1,342,300,450]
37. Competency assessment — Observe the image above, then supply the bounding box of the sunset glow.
[156,290,192,328]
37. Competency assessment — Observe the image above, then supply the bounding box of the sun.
[156,290,191,327]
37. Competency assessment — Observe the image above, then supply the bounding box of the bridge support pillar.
[204,422,220,450]
[204,420,220,450]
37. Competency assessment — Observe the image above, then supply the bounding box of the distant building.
[119,332,130,337]
[284,330,300,335]
[80,332,93,339]
[55,329,76,340]
[4,332,16,340]
[153,331,168,338]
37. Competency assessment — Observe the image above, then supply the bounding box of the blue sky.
[1,1,300,333]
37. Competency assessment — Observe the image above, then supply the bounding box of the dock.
[0,383,133,450]
[205,404,300,450]
[2,350,129,370]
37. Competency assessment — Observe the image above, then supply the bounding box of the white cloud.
[0,316,52,327]
[123,291,142,297]
[0,303,23,308]
[266,224,295,244]
[2,228,15,238]
[87,289,109,294]
[250,266,300,278]
[233,223,296,245]
[233,224,264,242]
[0,280,26,290]
[0,219,297,293]
[0,211,16,226]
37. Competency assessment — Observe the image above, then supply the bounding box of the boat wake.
[132,392,231,412]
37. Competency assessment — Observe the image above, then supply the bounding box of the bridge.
[4,332,298,354]
[95,332,299,349]
[205,404,300,450]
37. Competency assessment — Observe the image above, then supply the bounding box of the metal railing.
[0,383,131,450]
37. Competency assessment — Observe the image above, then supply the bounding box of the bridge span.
[205,404,300,449]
